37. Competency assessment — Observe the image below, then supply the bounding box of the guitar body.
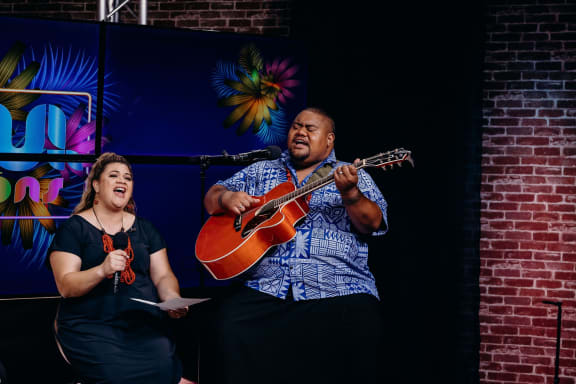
[195,181,310,280]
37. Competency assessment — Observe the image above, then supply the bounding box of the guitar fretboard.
[259,149,411,213]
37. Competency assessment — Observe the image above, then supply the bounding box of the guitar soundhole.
[241,211,274,237]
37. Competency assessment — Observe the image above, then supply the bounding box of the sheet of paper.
[157,297,211,311]
[131,297,211,311]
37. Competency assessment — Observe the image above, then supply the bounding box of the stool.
[54,305,84,384]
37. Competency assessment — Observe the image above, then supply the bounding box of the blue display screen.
[0,16,308,296]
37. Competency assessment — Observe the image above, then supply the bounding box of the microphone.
[112,232,129,294]
[229,145,282,162]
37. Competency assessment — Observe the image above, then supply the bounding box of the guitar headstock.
[358,148,414,171]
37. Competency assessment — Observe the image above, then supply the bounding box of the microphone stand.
[199,155,209,226]
[197,152,230,286]
[195,149,266,384]
[198,155,209,287]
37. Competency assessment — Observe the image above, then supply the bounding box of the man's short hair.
[303,107,336,133]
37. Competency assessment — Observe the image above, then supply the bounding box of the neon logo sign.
[0,103,83,172]
[0,102,85,219]
[0,176,64,203]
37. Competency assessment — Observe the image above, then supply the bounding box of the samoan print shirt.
[216,149,388,301]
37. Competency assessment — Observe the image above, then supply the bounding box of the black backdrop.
[290,1,484,383]
[0,2,484,382]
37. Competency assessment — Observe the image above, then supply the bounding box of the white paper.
[131,297,211,311]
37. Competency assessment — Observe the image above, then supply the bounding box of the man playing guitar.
[200,107,389,384]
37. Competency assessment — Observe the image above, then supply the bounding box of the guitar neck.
[259,149,412,212]
[273,163,367,207]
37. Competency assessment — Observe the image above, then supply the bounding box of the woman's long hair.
[72,152,136,214]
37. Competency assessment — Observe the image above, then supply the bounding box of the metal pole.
[108,0,118,22]
[139,0,147,25]
[107,0,130,20]
[98,0,106,21]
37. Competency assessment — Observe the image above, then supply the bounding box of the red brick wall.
[481,1,576,383]
[0,0,292,35]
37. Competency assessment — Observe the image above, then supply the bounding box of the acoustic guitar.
[195,148,413,280]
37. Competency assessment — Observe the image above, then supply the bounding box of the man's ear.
[327,132,335,147]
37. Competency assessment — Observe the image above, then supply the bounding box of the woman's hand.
[101,249,128,277]
[167,306,189,319]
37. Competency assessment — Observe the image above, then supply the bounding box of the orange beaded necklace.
[93,207,135,286]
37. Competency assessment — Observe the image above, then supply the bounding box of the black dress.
[49,215,182,384]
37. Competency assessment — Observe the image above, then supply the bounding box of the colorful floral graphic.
[44,103,108,181]
[0,165,67,248]
[212,44,300,144]
[0,41,40,121]
[18,43,120,119]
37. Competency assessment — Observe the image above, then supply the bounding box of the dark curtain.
[290,1,484,383]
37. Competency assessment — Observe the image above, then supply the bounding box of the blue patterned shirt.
[217,149,388,301]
